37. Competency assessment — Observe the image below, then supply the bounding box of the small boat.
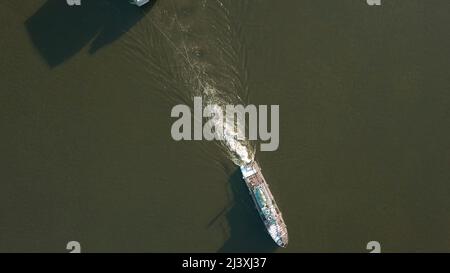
[131,0,150,7]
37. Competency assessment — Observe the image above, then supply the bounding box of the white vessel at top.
[131,0,150,7]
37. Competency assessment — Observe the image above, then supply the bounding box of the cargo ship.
[240,161,288,247]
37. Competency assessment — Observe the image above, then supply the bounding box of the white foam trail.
[126,1,254,165]
[204,85,253,165]
[222,114,253,164]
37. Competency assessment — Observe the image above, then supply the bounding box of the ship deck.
[242,162,264,187]
[240,161,289,247]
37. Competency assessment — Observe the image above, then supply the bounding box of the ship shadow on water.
[25,0,156,67]
[212,169,277,253]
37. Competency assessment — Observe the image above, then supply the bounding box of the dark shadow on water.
[25,0,156,67]
[214,168,277,253]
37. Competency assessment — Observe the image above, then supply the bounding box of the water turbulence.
[125,0,256,165]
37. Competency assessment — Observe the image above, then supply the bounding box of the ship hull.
[240,161,288,247]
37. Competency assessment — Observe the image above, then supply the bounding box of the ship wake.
[123,0,256,166]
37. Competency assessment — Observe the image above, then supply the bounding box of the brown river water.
[0,0,449,252]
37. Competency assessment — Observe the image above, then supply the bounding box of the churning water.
[124,0,256,165]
